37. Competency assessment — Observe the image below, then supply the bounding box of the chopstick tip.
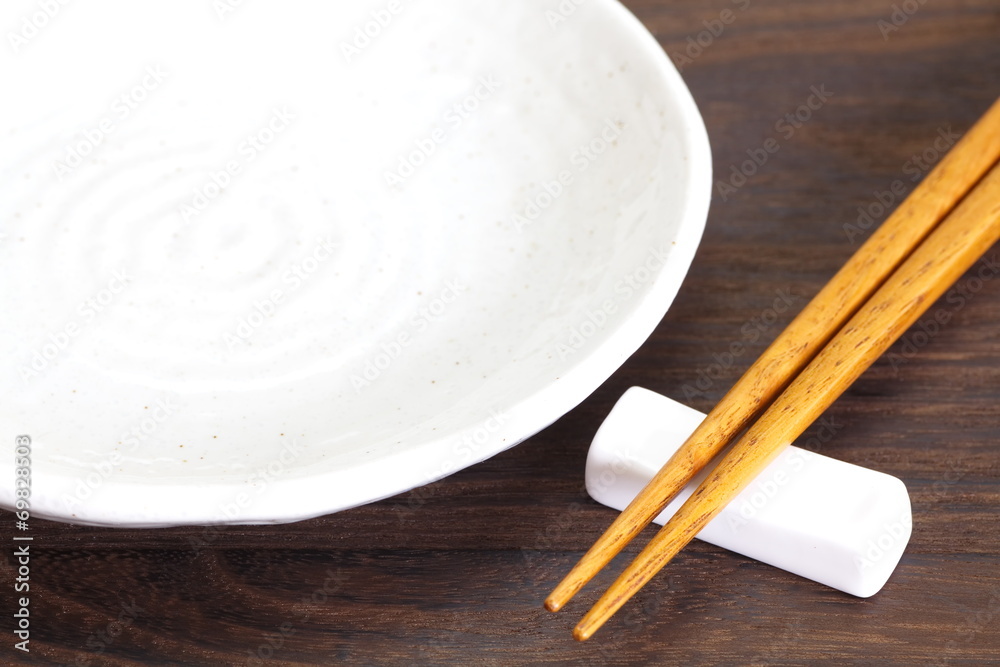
[543,596,562,613]
[572,624,593,642]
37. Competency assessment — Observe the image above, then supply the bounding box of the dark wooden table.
[5,1,1000,664]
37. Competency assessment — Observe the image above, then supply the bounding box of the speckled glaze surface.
[0,0,711,526]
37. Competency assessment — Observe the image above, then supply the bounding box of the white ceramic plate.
[0,0,710,526]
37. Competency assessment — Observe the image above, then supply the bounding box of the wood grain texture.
[546,95,1000,619]
[575,162,1000,640]
[3,0,1000,664]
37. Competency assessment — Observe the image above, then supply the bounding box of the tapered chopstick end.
[545,575,582,612]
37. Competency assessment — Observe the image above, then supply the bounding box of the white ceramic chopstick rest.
[586,387,911,597]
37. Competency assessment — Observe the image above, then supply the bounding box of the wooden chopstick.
[573,159,1000,640]
[544,97,1000,615]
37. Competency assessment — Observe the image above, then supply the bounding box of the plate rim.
[7,0,713,526]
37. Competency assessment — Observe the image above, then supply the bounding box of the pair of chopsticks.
[545,97,1000,641]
